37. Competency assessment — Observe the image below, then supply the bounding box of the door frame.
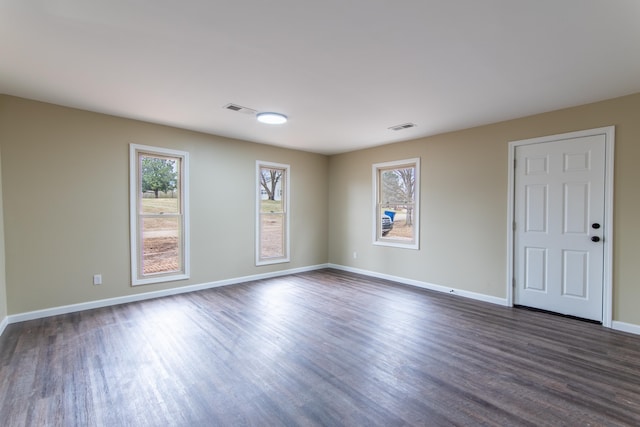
[506,126,615,327]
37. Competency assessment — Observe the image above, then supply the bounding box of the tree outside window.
[141,157,177,198]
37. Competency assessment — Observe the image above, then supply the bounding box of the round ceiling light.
[256,112,288,125]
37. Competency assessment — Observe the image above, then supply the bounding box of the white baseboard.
[612,321,640,336]
[6,263,636,337]
[0,315,7,336]
[328,263,509,306]
[5,263,329,327]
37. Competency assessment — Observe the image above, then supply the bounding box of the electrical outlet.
[93,274,102,285]
[353,251,357,259]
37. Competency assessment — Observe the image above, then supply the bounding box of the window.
[130,144,189,285]
[256,161,290,265]
[373,158,420,249]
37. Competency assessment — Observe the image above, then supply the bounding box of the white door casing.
[507,127,614,325]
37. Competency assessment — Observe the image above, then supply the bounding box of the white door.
[514,134,606,321]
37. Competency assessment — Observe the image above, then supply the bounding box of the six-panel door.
[514,134,605,321]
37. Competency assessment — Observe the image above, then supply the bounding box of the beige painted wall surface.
[0,97,7,322]
[0,96,329,314]
[2,93,639,325]
[328,92,640,326]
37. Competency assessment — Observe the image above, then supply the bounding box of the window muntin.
[256,161,290,265]
[373,158,420,249]
[130,144,189,285]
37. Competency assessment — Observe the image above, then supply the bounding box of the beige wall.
[0,96,329,314]
[1,92,639,327]
[328,92,640,326]
[0,98,7,322]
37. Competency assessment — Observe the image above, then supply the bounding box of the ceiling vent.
[223,103,257,115]
[388,123,417,131]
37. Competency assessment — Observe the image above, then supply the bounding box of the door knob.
[591,236,601,242]
[592,223,601,229]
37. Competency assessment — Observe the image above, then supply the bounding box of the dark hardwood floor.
[1,269,640,426]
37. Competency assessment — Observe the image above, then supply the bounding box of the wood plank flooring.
[1,268,640,426]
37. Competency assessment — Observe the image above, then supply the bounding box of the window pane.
[140,155,180,214]
[380,167,415,205]
[260,213,285,259]
[141,216,181,275]
[380,205,415,241]
[259,168,284,205]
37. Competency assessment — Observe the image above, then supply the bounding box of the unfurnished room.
[1,1,640,426]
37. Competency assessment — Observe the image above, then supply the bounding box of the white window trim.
[256,160,290,266]
[372,157,420,249]
[130,144,190,286]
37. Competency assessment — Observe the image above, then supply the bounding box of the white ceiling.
[1,1,639,155]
